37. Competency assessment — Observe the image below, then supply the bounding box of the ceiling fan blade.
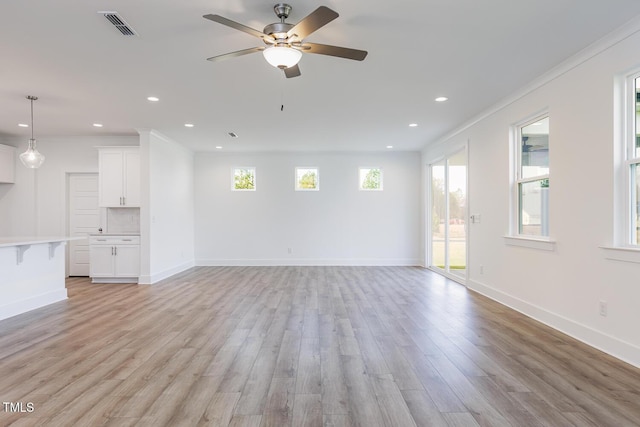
[284,64,301,78]
[287,6,339,40]
[203,14,269,40]
[206,47,264,62]
[302,43,368,61]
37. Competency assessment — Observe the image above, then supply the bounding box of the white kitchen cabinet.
[90,245,116,277]
[89,235,140,283]
[0,144,16,184]
[98,147,140,207]
[113,245,140,277]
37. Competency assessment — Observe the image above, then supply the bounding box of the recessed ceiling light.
[147,96,159,102]
[435,96,448,102]
[409,123,418,127]
[184,123,194,128]
[215,146,223,149]
[386,145,393,149]
[93,123,103,127]
[18,123,28,128]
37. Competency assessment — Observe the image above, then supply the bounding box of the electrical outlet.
[479,265,484,274]
[599,301,608,317]
[287,247,292,255]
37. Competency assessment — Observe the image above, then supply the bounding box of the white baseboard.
[0,289,68,322]
[91,277,138,284]
[195,258,422,267]
[138,260,196,284]
[468,279,640,369]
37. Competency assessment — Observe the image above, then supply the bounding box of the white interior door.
[68,174,99,276]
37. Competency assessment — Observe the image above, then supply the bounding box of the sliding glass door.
[430,148,467,280]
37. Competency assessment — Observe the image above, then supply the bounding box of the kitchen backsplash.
[107,207,140,234]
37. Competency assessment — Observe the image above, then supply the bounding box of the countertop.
[89,233,140,236]
[0,236,86,248]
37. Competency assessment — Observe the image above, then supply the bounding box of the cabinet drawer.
[89,235,140,245]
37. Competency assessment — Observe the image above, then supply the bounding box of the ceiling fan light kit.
[204,3,367,78]
[263,45,302,69]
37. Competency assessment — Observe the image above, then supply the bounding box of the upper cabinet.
[0,144,16,184]
[98,147,140,207]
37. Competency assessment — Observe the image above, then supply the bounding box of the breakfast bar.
[0,236,83,321]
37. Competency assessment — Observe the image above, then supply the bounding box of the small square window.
[295,167,319,191]
[359,167,383,190]
[232,167,256,191]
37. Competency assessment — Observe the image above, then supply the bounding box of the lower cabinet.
[89,235,140,283]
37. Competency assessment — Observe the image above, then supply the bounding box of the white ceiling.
[2,0,640,152]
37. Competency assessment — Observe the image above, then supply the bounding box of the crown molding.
[423,15,640,154]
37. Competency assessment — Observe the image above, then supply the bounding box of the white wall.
[139,130,195,284]
[423,23,640,367]
[0,136,137,237]
[195,151,422,266]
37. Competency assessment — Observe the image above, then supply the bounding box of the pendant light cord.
[30,97,34,140]
[26,95,38,141]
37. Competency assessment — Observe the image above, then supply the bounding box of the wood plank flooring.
[1,266,639,426]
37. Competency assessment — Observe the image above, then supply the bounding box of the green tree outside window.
[233,168,255,190]
[360,167,382,190]
[299,171,317,189]
[296,168,319,190]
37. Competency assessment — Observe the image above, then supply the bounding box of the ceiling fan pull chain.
[280,75,285,111]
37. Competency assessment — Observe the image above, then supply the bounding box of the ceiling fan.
[522,136,549,152]
[203,3,368,78]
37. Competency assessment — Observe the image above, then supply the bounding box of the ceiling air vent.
[99,11,137,36]
[228,132,238,138]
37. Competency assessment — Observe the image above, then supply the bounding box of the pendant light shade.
[262,45,302,69]
[20,139,45,169]
[20,96,45,169]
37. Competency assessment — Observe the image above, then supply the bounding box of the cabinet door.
[90,246,115,277]
[122,149,140,207]
[114,245,140,277]
[0,144,16,183]
[99,151,124,207]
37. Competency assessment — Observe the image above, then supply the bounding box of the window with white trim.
[232,167,256,191]
[295,167,319,191]
[600,71,640,262]
[359,167,383,190]
[628,75,640,245]
[514,115,550,237]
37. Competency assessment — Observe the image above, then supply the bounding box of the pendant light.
[19,95,45,169]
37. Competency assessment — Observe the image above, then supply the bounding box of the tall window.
[628,76,640,244]
[514,116,550,236]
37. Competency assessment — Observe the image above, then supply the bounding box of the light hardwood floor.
[1,266,639,426]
